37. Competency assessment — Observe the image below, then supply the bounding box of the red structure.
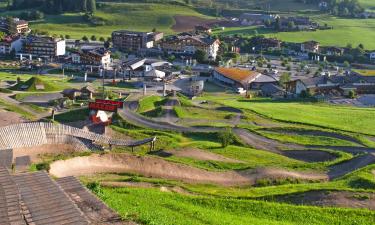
[95,99,124,108]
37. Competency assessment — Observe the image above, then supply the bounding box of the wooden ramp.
[57,176,126,225]
[12,171,89,225]
[0,167,26,225]
[0,149,13,169]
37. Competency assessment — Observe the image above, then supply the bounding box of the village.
[0,15,375,109]
[0,1,375,224]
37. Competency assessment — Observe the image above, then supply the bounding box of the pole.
[101,68,105,98]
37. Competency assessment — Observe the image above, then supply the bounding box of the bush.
[0,88,12,93]
[217,128,235,147]
[87,182,104,197]
[348,90,357,99]
[35,162,50,172]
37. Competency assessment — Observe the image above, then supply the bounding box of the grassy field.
[100,186,375,225]
[215,15,375,49]
[195,96,375,135]
[28,2,214,38]
[354,70,375,76]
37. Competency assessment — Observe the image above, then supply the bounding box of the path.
[118,95,375,180]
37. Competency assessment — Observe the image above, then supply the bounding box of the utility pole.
[100,68,105,99]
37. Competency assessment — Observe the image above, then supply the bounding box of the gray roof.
[260,83,284,95]
[253,74,279,83]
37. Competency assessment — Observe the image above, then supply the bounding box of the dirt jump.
[49,153,327,186]
[261,190,375,210]
[151,148,243,163]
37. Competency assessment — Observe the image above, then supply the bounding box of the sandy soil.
[284,150,337,163]
[266,190,375,210]
[13,144,80,162]
[172,16,219,32]
[50,153,327,186]
[0,109,26,127]
[152,148,243,163]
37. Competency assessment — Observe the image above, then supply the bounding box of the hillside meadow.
[101,187,375,225]
[196,96,375,135]
[214,16,375,49]
[30,2,214,38]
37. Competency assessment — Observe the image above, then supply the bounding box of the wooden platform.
[12,171,89,225]
[0,167,26,225]
[57,176,125,225]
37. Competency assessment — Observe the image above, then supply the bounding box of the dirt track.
[262,190,375,210]
[49,153,327,186]
[151,148,243,163]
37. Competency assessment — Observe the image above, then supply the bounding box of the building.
[321,46,344,56]
[286,74,375,96]
[279,16,318,31]
[195,25,212,34]
[112,30,164,52]
[0,17,29,35]
[161,33,220,60]
[213,67,261,88]
[250,37,282,51]
[0,36,23,55]
[71,48,111,69]
[301,40,320,53]
[23,35,66,58]
[370,52,375,61]
[239,13,277,26]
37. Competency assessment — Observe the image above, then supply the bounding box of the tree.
[99,37,105,42]
[279,72,291,88]
[65,34,71,39]
[90,35,97,41]
[87,0,96,13]
[194,49,208,63]
[287,21,295,30]
[82,35,88,41]
[218,129,235,148]
[343,61,350,68]
[348,90,357,99]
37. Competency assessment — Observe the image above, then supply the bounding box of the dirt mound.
[0,109,26,127]
[328,153,375,179]
[152,148,243,163]
[49,153,327,186]
[14,144,83,163]
[266,128,363,146]
[172,15,219,32]
[263,190,375,210]
[215,106,242,113]
[283,150,337,163]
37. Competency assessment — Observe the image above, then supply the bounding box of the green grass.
[137,95,166,116]
[53,108,89,123]
[0,98,35,120]
[11,76,64,92]
[215,15,375,49]
[197,96,375,135]
[174,106,231,120]
[29,2,214,38]
[100,186,375,225]
[258,131,360,147]
[354,70,375,76]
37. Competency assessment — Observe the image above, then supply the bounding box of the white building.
[0,36,23,55]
